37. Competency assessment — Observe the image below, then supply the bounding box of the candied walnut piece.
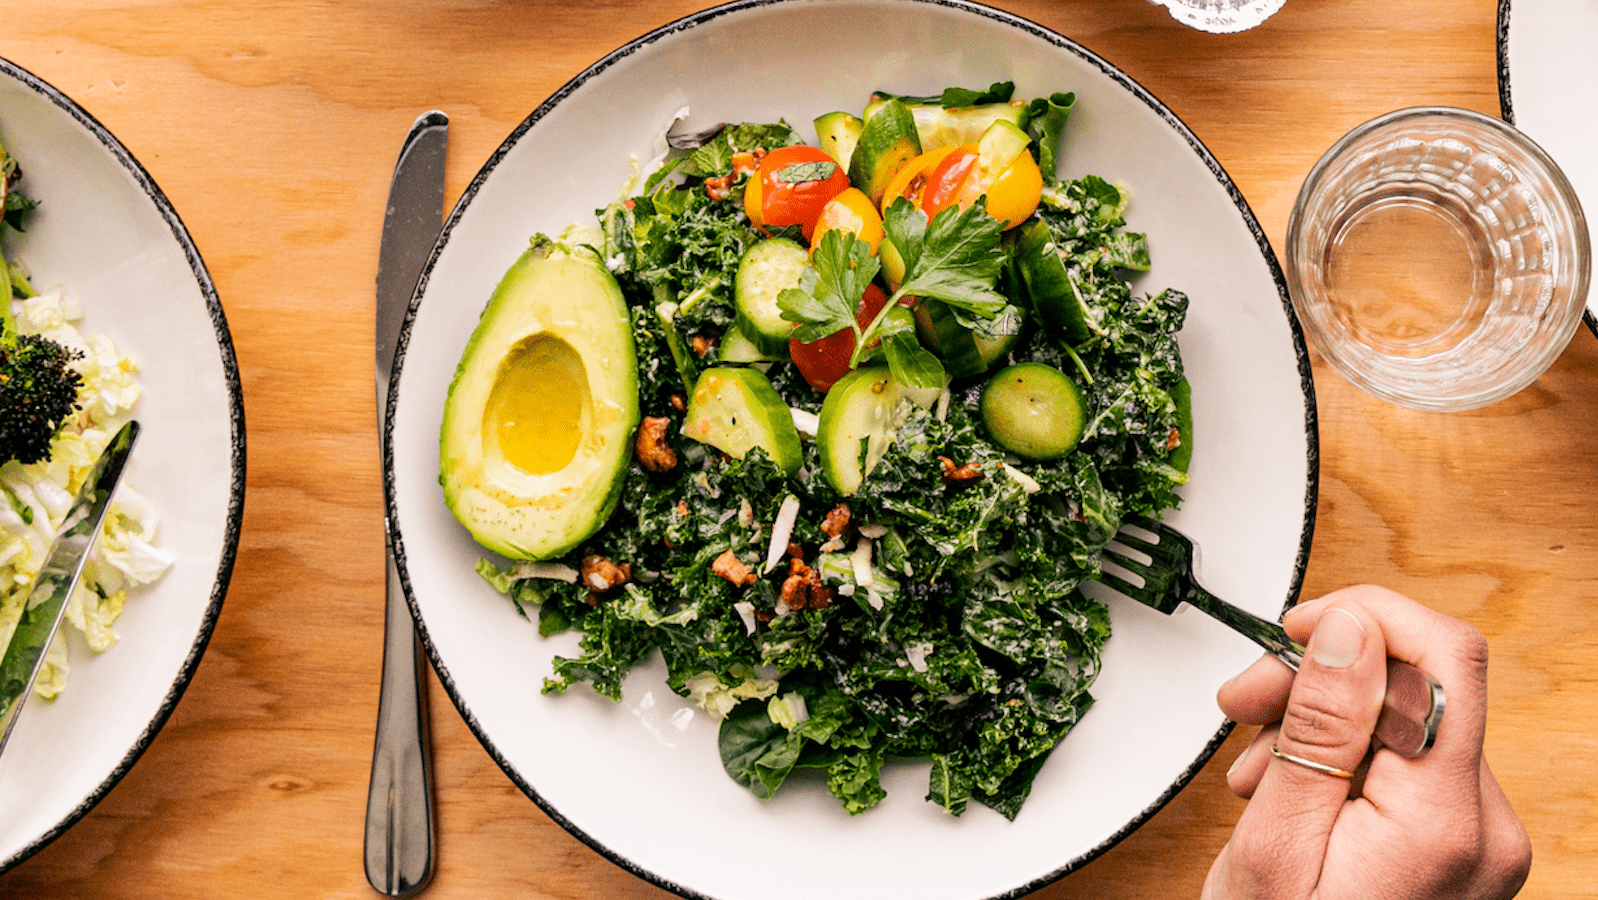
[780,559,813,610]
[704,172,735,201]
[669,393,686,413]
[939,456,985,486]
[580,551,632,604]
[805,569,833,610]
[690,334,716,357]
[635,416,678,473]
[820,503,853,539]
[712,549,757,587]
[779,558,833,611]
[1166,427,1183,452]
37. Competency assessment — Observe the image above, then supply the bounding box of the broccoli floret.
[0,130,78,466]
[0,329,83,465]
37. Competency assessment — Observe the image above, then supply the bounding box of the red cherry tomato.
[754,145,850,234]
[789,284,893,393]
[920,145,980,220]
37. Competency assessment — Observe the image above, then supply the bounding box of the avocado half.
[440,235,639,560]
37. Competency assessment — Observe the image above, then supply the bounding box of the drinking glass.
[1286,107,1589,412]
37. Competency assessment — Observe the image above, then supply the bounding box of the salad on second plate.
[441,83,1191,819]
[0,125,171,699]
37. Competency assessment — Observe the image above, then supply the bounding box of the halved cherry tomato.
[878,145,959,215]
[809,187,885,251]
[743,145,850,234]
[978,150,1044,228]
[790,284,893,393]
[921,145,981,220]
[918,142,1043,230]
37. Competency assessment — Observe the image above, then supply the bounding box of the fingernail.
[1308,607,1365,669]
[1227,743,1251,778]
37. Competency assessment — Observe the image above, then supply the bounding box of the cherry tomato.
[878,146,959,215]
[920,144,981,220]
[789,284,893,393]
[745,145,850,235]
[809,187,885,251]
[918,143,1043,230]
[979,150,1044,228]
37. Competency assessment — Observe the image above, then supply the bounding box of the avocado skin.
[440,235,639,560]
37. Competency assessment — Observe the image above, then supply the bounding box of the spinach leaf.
[720,700,803,800]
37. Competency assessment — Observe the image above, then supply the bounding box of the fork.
[1098,516,1445,759]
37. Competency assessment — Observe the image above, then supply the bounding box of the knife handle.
[364,534,435,896]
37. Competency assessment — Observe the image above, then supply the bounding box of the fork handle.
[1189,590,1444,759]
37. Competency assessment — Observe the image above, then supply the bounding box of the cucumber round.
[682,367,803,475]
[979,362,1086,460]
[816,366,904,495]
[735,237,810,354]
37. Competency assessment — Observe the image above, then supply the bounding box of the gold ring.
[1270,743,1356,780]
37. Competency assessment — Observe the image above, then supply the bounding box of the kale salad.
[452,83,1192,820]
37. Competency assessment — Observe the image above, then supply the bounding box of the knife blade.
[365,110,446,898]
[0,420,140,757]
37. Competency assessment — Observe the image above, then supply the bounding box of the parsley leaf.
[775,160,838,184]
[877,304,946,391]
[882,197,1007,317]
[777,228,880,343]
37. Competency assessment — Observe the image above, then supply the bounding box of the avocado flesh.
[441,236,639,560]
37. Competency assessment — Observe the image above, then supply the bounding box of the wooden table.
[3,1,1594,897]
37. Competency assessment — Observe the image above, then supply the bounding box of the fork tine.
[1108,527,1158,555]
[1100,535,1184,612]
[1095,567,1153,601]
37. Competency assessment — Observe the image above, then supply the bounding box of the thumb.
[1209,603,1387,898]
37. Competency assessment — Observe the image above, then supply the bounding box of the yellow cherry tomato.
[878,146,959,216]
[743,169,765,228]
[809,187,884,252]
[974,150,1043,230]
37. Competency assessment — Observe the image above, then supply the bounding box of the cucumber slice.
[979,362,1086,461]
[814,110,864,169]
[682,367,803,475]
[865,95,1029,152]
[974,119,1033,180]
[913,300,1021,379]
[1014,219,1094,344]
[848,99,922,206]
[719,325,781,364]
[1169,375,1193,474]
[734,237,809,354]
[914,300,986,379]
[817,366,905,495]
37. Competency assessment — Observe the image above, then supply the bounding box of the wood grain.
[2,1,1592,898]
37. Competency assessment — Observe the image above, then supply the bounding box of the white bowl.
[389,2,1317,898]
[0,59,244,871]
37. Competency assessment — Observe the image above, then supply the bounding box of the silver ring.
[1270,743,1356,780]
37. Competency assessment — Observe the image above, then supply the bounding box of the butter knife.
[365,110,446,897]
[0,420,139,757]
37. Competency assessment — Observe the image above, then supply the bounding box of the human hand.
[1203,585,1531,900]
